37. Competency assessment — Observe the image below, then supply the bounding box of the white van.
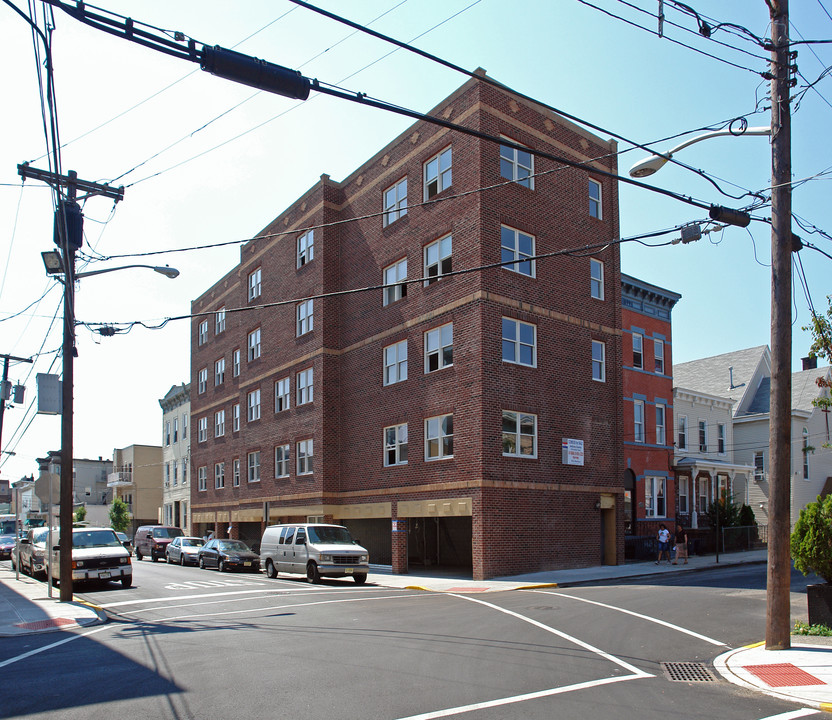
[260,523,369,584]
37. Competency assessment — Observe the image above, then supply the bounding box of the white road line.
[757,710,820,719]
[0,623,111,669]
[532,590,728,647]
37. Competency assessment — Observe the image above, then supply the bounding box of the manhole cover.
[661,662,718,682]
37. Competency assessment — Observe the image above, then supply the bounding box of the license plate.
[99,571,111,579]
[345,568,353,574]
[244,561,251,566]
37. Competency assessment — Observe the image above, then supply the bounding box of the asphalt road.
[0,558,821,720]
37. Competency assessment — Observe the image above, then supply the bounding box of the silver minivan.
[260,523,369,584]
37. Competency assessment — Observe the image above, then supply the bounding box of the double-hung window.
[215,307,226,334]
[589,179,602,219]
[698,478,709,513]
[383,258,407,305]
[383,178,407,226]
[275,377,290,412]
[500,225,535,277]
[645,477,666,517]
[215,358,225,386]
[275,445,290,478]
[233,459,241,487]
[500,141,533,188]
[384,340,407,385]
[197,417,208,443]
[198,320,208,345]
[297,439,313,475]
[424,147,452,199]
[679,477,689,514]
[754,452,765,482]
[214,462,225,489]
[425,323,453,372]
[297,230,314,268]
[247,389,261,422]
[172,418,178,443]
[698,420,707,452]
[165,422,171,446]
[297,299,313,336]
[248,328,261,361]
[248,268,261,301]
[502,318,536,367]
[198,467,207,492]
[424,235,452,285]
[654,339,665,374]
[232,403,240,432]
[297,368,313,405]
[425,414,453,460]
[656,405,666,445]
[678,415,688,450]
[215,409,225,438]
[384,424,408,466]
[632,333,643,369]
[590,258,604,300]
[633,400,645,443]
[198,368,208,394]
[592,340,606,382]
[232,349,241,377]
[247,451,261,483]
[502,411,537,458]
[718,423,726,454]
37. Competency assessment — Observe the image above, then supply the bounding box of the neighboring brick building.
[621,275,680,546]
[190,71,624,579]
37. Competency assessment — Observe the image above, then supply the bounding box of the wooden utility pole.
[766,0,794,651]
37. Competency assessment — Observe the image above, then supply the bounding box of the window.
[173,462,178,486]
[275,444,290,478]
[248,328,261,361]
[296,229,314,268]
[633,400,645,443]
[698,478,709,513]
[502,411,537,458]
[232,349,241,377]
[679,477,689,514]
[500,141,533,188]
[232,403,240,432]
[803,428,810,480]
[165,462,170,487]
[718,423,726,454]
[214,462,225,489]
[173,417,179,443]
[589,179,602,219]
[247,451,261,483]
[424,147,452,199]
[182,458,188,484]
[645,477,666,517]
[500,225,535,277]
[297,299,313,336]
[754,451,765,482]
[654,339,664,374]
[275,377,290,412]
[297,439,313,475]
[656,405,666,445]
[678,415,688,450]
[384,424,408,466]
[590,258,604,300]
[198,368,208,394]
[297,367,314,405]
[215,357,225,386]
[215,307,226,334]
[383,178,408,226]
[425,323,453,372]
[502,318,536,367]
[183,414,188,438]
[383,258,408,305]
[424,235,452,285]
[592,340,606,382]
[165,421,171,446]
[698,420,707,453]
[198,320,208,345]
[248,267,261,301]
[215,409,225,438]
[247,389,261,422]
[384,340,408,385]
[632,334,643,370]
[198,467,207,492]
[198,417,208,443]
[233,459,240,487]
[425,414,453,460]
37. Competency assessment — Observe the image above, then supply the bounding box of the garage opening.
[407,516,472,570]
[341,518,391,565]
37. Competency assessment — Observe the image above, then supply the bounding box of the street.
[0,558,822,719]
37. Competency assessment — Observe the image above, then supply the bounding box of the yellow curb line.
[405,586,431,592]
[743,641,766,649]
[819,702,832,714]
[514,583,559,590]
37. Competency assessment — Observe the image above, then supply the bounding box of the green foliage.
[109,497,131,534]
[73,505,87,523]
[738,504,757,527]
[705,494,743,528]
[790,494,832,584]
[793,620,832,636]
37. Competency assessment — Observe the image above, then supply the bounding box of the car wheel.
[265,560,277,579]
[199,556,205,569]
[180,554,185,566]
[353,573,367,585]
[218,560,225,573]
[121,576,132,589]
[306,562,321,584]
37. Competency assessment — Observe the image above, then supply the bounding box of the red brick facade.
[190,73,624,579]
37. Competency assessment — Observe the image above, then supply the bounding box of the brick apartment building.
[190,71,624,579]
[621,275,680,547]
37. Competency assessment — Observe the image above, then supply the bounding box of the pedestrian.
[673,523,688,565]
[656,523,671,564]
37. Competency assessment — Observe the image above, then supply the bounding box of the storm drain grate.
[661,662,718,683]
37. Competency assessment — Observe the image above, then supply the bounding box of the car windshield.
[32,528,50,544]
[307,526,356,545]
[72,530,122,548]
[182,538,203,547]
[116,532,128,541]
[218,540,249,553]
[152,527,184,539]
[0,534,15,544]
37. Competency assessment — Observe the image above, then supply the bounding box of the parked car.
[134,525,184,562]
[115,532,133,554]
[259,523,369,584]
[0,533,16,560]
[49,526,132,588]
[166,536,204,565]
[198,538,260,573]
[13,527,51,577]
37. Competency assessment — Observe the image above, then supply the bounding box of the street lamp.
[41,251,179,279]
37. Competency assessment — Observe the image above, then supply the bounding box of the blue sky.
[1,0,830,482]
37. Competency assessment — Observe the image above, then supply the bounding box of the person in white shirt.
[656,524,671,564]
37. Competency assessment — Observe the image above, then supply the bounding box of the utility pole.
[18,164,123,602]
[766,0,795,651]
[0,353,33,460]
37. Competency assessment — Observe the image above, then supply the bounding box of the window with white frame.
[215,307,226,334]
[232,403,240,432]
[633,400,645,443]
[589,179,602,219]
[198,466,207,491]
[275,444,290,478]
[232,349,241,377]
[656,404,666,445]
[173,418,178,443]
[644,476,666,517]
[678,415,688,450]
[233,458,240,487]
[384,424,408,466]
[499,141,533,188]
[383,178,407,226]
[215,357,225,386]
[247,451,261,483]
[632,333,643,370]
[182,458,188,484]
[173,462,178,486]
[214,462,225,489]
[297,367,313,405]
[500,225,535,277]
[698,420,707,452]
[297,230,314,269]
[197,417,208,443]
[718,423,726,454]
[425,414,453,460]
[502,410,537,458]
[590,258,604,300]
[297,299,313,336]
[654,339,665,374]
[698,478,709,513]
[248,267,261,301]
[718,475,729,504]
[165,462,170,487]
[384,340,408,385]
[215,409,225,438]
[275,377,290,412]
[198,320,208,346]
[679,476,689,514]
[247,388,261,422]
[165,422,171,446]
[198,368,208,394]
[502,318,536,367]
[592,340,606,382]
[183,414,188,438]
[803,427,810,480]
[383,258,408,305]
[754,451,764,482]
[425,323,453,372]
[297,439,313,475]
[248,328,261,361]
[424,147,452,199]
[424,235,452,285]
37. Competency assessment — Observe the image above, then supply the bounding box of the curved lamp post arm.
[75,264,179,279]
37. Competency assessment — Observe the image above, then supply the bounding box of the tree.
[73,505,87,523]
[109,497,131,533]
[791,494,832,584]
[803,294,832,448]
